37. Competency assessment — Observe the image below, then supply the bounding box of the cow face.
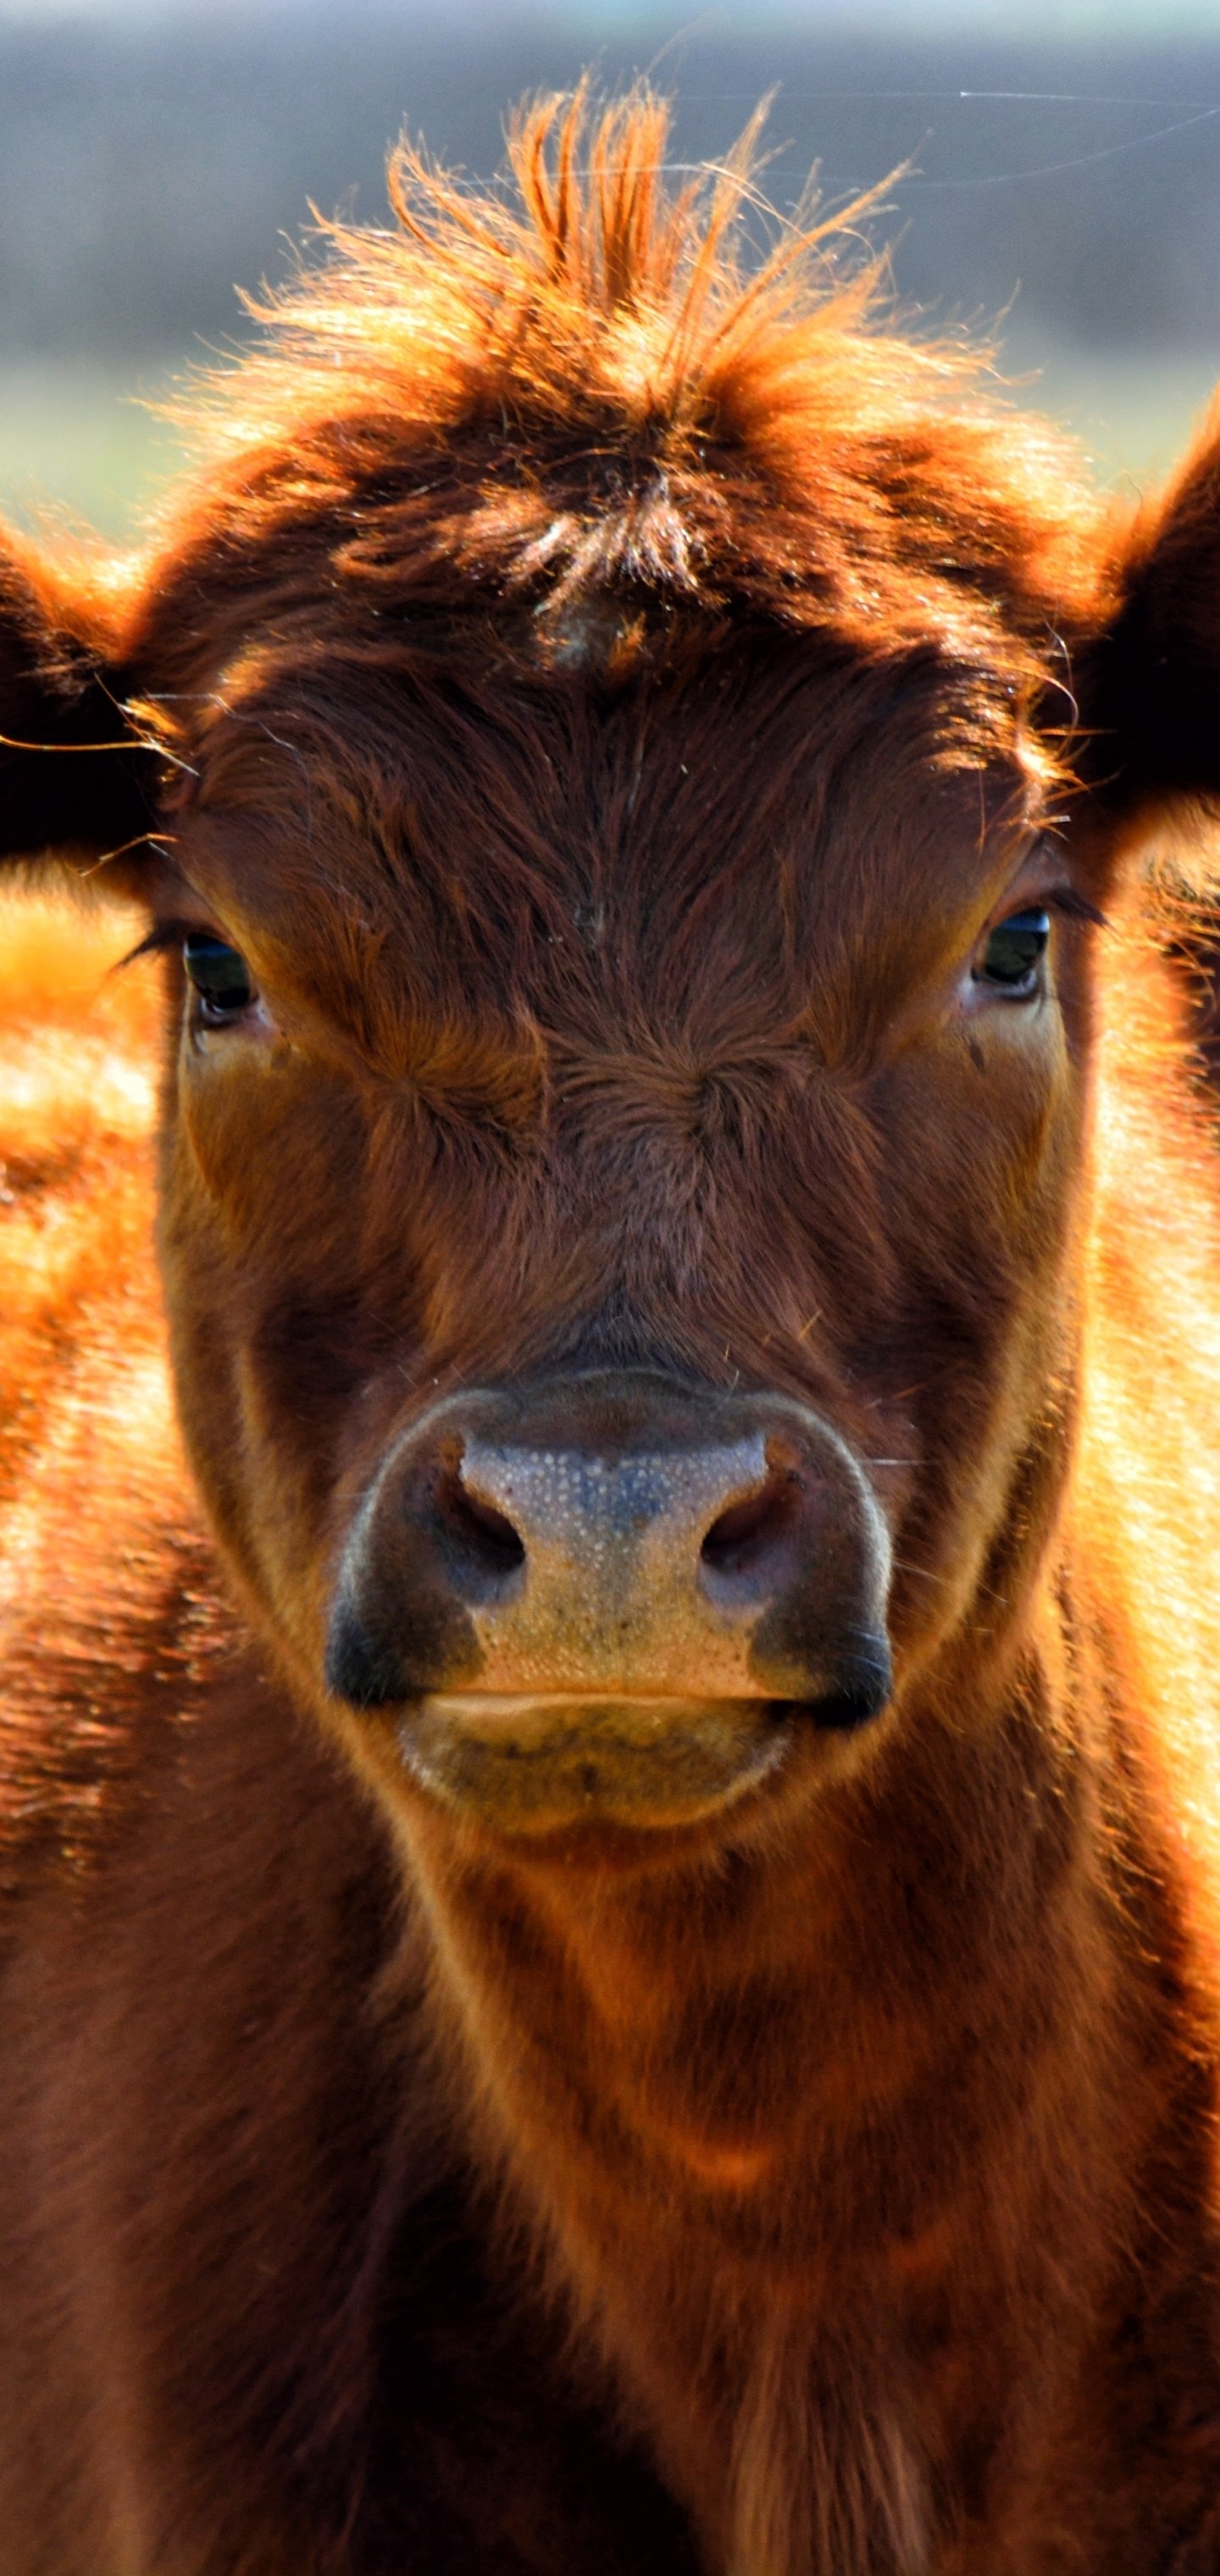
[3,103,1218,1857]
[77,631,1098,1850]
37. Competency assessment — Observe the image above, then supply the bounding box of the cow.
[6,84,1220,2576]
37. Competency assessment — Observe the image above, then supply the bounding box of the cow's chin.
[390,1692,865,1836]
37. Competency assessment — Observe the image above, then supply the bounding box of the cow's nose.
[435,1429,871,1694]
[326,1376,893,1759]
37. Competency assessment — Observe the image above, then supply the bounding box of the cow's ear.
[0,525,159,886]
[1079,408,1220,825]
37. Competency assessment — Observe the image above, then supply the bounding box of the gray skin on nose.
[458,1430,789,1698]
[326,1377,893,1829]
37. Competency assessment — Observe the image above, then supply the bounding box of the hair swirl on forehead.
[124,84,1118,724]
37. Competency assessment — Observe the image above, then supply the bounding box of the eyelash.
[1041,889,1106,932]
[119,917,215,970]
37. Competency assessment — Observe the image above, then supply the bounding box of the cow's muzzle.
[326,1373,892,1832]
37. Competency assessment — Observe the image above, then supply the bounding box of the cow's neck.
[398,1591,1168,2575]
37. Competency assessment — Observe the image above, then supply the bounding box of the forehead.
[169,632,1045,1050]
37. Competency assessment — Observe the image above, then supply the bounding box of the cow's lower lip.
[393,1691,871,1832]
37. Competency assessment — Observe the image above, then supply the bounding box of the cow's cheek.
[159,1039,384,1673]
[867,1004,1084,1679]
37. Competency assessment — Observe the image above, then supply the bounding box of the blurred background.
[2,0,1220,538]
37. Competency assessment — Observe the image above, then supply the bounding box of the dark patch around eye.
[183,934,257,1020]
[976,909,1050,994]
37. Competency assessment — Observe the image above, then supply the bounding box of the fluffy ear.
[1081,408,1220,823]
[0,525,159,880]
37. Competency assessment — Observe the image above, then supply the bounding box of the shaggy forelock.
[122,85,1118,737]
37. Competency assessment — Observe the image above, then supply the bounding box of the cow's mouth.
[394,1690,879,1832]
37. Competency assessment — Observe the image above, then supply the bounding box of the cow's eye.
[973,908,1051,997]
[183,934,257,1024]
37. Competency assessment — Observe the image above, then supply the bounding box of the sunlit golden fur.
[6,89,1220,2576]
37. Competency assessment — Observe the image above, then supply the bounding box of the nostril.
[435,1468,526,1580]
[701,1472,800,1579]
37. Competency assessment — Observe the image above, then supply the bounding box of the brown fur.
[5,91,1220,2573]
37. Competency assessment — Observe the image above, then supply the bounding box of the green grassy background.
[0,362,188,541]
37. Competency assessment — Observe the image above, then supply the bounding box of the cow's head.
[4,96,1219,1858]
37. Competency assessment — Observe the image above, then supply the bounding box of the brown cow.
[6,87,1220,2576]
